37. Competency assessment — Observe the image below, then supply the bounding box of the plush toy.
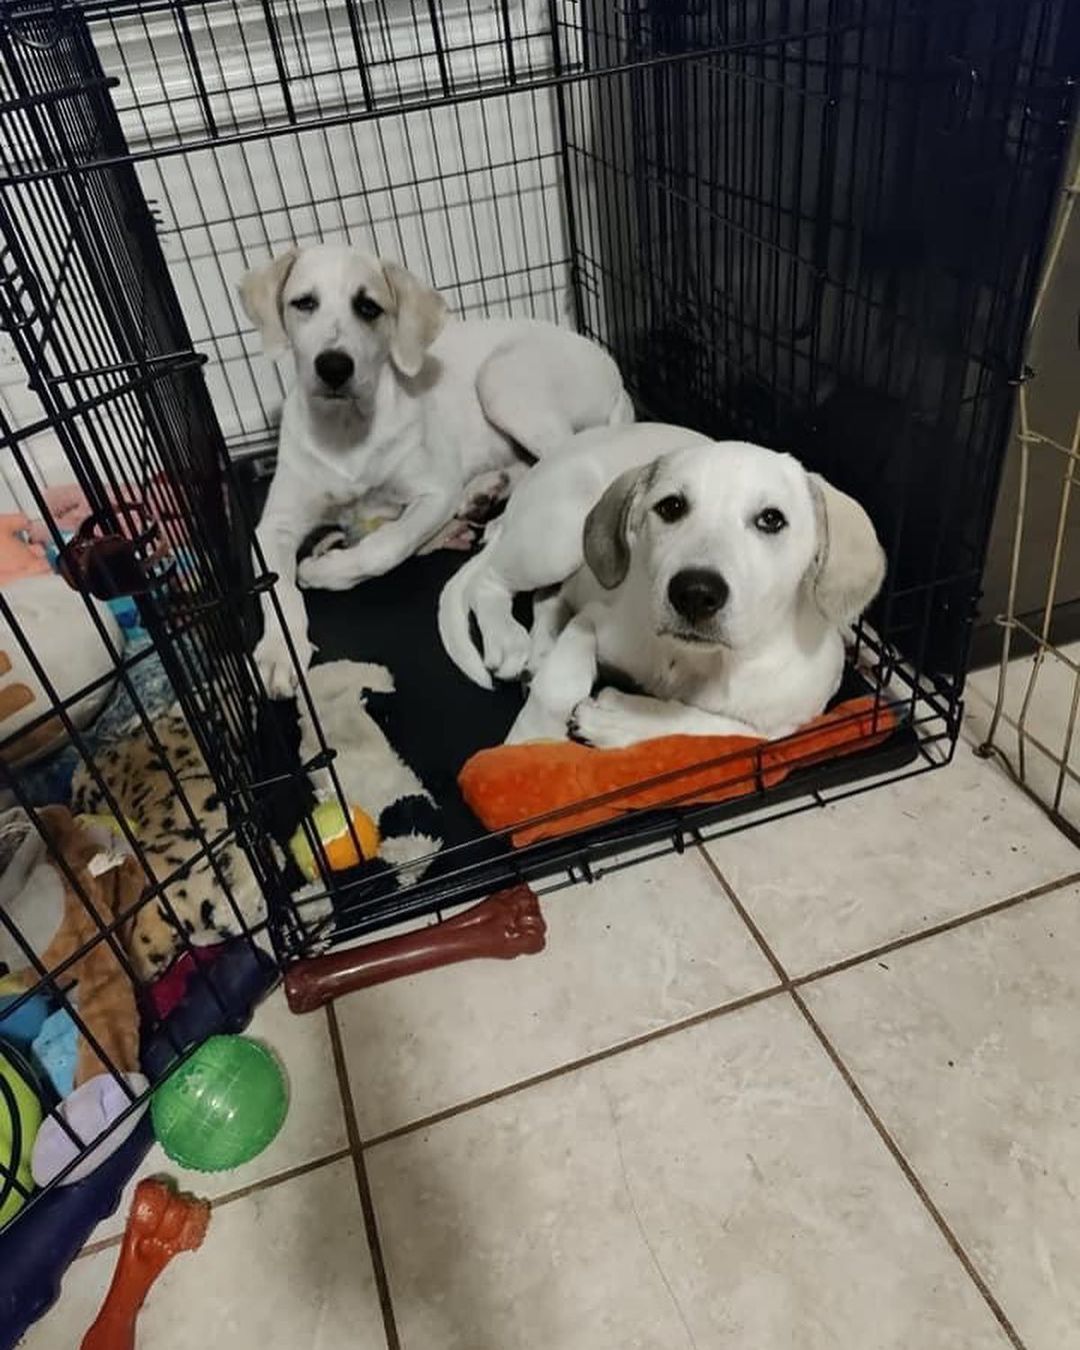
[305,466,512,560]
[0,572,121,770]
[297,661,442,884]
[0,805,148,1186]
[0,514,49,588]
[458,695,897,846]
[71,705,266,981]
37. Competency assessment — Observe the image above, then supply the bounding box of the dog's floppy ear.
[382,260,447,378]
[239,248,298,356]
[808,474,886,627]
[583,464,649,589]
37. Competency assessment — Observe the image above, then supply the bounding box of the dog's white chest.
[303,417,424,511]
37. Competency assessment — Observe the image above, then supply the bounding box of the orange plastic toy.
[81,1179,210,1350]
[459,695,897,846]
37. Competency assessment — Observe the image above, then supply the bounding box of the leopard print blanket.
[71,705,265,982]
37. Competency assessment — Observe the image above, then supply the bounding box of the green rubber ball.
[151,1035,288,1173]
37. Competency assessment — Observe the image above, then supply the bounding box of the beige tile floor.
[21,666,1080,1350]
[965,640,1080,833]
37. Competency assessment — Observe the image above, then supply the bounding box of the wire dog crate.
[0,0,1076,1336]
[979,134,1080,841]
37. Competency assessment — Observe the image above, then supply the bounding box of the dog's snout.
[314,349,355,389]
[667,568,729,623]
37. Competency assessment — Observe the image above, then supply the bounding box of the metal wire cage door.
[0,0,1077,1334]
[979,138,1080,841]
[0,3,296,1335]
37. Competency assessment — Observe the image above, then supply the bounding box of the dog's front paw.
[569,690,640,748]
[526,624,559,677]
[297,552,357,591]
[254,631,313,699]
[506,696,571,745]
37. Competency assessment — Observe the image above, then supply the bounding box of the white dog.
[240,243,632,696]
[439,424,886,746]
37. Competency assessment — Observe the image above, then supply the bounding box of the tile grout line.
[94,842,1052,1327]
[362,864,1080,1154]
[790,988,1027,1350]
[75,1148,354,1261]
[791,868,1080,989]
[695,847,788,986]
[326,1003,402,1350]
[696,842,1079,990]
[699,847,1029,1350]
[363,981,786,1150]
[72,857,1074,1261]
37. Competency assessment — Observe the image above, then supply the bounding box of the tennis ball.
[289,802,380,878]
[78,812,138,838]
[0,1044,42,1225]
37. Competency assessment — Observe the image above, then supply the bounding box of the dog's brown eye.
[755,507,787,534]
[353,292,383,322]
[289,293,318,314]
[654,494,688,523]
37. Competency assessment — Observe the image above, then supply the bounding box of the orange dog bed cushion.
[458,695,897,847]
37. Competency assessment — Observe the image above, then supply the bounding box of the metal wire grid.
[0,0,1074,1230]
[565,0,1078,752]
[981,146,1080,839]
[73,0,582,452]
[0,5,1069,907]
[83,0,560,148]
[0,13,295,1231]
[0,14,284,831]
[0,0,1070,932]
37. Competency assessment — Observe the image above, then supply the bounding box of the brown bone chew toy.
[284,883,546,1013]
[81,1179,210,1350]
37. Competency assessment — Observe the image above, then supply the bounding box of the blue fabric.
[30,1008,77,1100]
[0,993,50,1049]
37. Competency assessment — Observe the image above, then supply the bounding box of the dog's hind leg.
[478,369,573,459]
[459,465,523,521]
[476,333,630,459]
[419,466,524,556]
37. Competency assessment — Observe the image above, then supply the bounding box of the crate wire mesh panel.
[80,0,579,456]
[980,140,1080,840]
[0,0,1076,1315]
[575,0,1079,732]
[0,6,296,1309]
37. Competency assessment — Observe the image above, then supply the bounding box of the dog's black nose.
[668,568,729,623]
[314,349,354,390]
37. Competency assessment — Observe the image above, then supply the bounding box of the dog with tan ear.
[239,242,633,695]
[438,423,885,746]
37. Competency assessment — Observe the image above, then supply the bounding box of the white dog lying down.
[240,243,632,696]
[439,424,886,746]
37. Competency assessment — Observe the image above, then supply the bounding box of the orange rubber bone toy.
[81,1179,210,1350]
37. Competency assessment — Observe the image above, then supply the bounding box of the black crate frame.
[0,0,1076,1250]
